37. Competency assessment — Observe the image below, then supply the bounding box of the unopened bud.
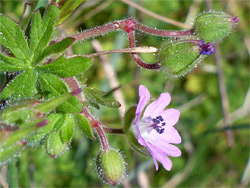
[194,11,239,42]
[96,149,124,185]
[45,131,67,158]
[158,39,214,76]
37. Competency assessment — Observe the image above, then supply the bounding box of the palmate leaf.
[82,87,121,108]
[37,71,82,113]
[0,15,31,63]
[0,69,37,100]
[37,55,92,77]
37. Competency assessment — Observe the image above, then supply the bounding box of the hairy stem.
[63,77,110,150]
[82,107,109,150]
[51,18,194,44]
[127,30,161,69]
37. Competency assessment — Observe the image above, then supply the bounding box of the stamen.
[152,115,166,134]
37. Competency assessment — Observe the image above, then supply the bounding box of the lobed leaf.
[74,113,95,139]
[82,87,121,108]
[0,15,30,62]
[37,55,92,77]
[0,69,37,100]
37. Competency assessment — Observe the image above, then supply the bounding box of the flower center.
[152,115,165,134]
[139,115,166,135]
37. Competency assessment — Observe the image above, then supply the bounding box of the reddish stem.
[134,22,194,37]
[82,107,109,150]
[127,30,161,69]
[63,77,110,150]
[51,18,193,43]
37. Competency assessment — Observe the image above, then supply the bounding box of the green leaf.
[37,55,92,77]
[0,142,25,163]
[0,53,27,72]
[59,114,75,143]
[57,0,85,25]
[54,113,74,131]
[123,106,136,133]
[0,69,37,100]
[35,0,48,15]
[45,131,67,158]
[74,113,95,139]
[35,37,75,64]
[0,15,30,62]
[31,4,59,65]
[29,10,42,52]
[7,159,19,188]
[26,113,63,145]
[2,119,44,148]
[83,87,121,108]
[37,71,82,113]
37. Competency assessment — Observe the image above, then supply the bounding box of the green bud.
[96,149,124,185]
[194,11,239,42]
[158,39,214,76]
[45,131,67,158]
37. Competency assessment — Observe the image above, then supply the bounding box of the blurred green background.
[0,0,249,187]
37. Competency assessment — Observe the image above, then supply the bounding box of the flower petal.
[154,143,181,157]
[148,145,172,171]
[135,85,150,147]
[148,127,182,144]
[159,108,180,127]
[143,93,171,118]
[147,147,159,171]
[136,85,150,114]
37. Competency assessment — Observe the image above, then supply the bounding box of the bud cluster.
[156,11,238,76]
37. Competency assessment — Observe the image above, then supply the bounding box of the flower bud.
[45,131,67,158]
[158,39,214,76]
[194,11,239,42]
[96,149,124,185]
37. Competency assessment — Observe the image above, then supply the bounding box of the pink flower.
[134,85,181,171]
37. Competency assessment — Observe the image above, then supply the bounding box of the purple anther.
[71,88,82,96]
[37,119,49,128]
[159,128,165,134]
[200,42,215,55]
